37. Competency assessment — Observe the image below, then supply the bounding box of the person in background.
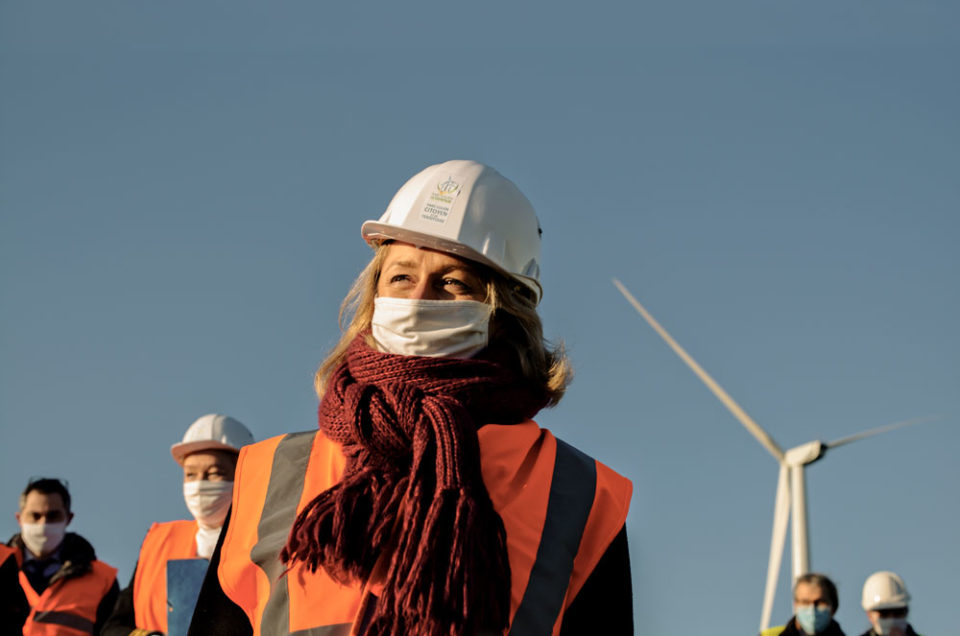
[102,414,254,636]
[0,542,30,629]
[7,477,119,635]
[762,572,846,636]
[189,159,634,635]
[859,571,922,636]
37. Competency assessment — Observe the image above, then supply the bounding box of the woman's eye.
[443,278,470,291]
[390,274,411,284]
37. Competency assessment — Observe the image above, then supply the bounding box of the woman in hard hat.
[859,571,922,636]
[189,160,634,636]
[102,414,254,636]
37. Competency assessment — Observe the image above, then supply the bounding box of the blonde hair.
[315,244,572,406]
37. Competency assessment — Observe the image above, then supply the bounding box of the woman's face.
[377,242,487,302]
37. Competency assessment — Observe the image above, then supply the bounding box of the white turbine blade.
[761,465,790,633]
[612,278,785,462]
[826,415,941,449]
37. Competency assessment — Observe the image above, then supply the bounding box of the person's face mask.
[183,480,233,529]
[874,617,908,635]
[795,604,833,635]
[19,521,67,558]
[371,297,492,359]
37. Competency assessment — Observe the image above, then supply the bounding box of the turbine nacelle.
[783,441,826,467]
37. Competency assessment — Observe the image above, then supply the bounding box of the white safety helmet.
[361,160,544,303]
[170,414,254,465]
[862,571,911,611]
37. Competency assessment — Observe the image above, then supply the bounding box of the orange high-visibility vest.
[132,519,199,632]
[20,559,117,636]
[0,544,19,567]
[219,421,632,636]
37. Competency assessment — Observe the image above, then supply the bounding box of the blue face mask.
[795,605,832,634]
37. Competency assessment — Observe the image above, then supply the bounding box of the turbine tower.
[612,279,932,632]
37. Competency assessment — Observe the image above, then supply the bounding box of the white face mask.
[371,297,493,359]
[875,617,908,635]
[183,480,233,529]
[20,521,67,557]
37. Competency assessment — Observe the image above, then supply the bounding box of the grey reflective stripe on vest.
[250,431,352,636]
[508,439,597,636]
[33,609,95,633]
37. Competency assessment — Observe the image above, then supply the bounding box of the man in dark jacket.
[761,572,846,636]
[8,477,119,634]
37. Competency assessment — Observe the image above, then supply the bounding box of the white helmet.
[170,414,254,465]
[361,160,544,302]
[862,571,911,611]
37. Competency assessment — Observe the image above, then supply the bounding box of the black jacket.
[858,625,920,636]
[7,532,120,636]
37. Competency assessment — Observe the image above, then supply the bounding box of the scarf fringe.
[282,469,408,582]
[284,476,510,635]
[373,487,510,636]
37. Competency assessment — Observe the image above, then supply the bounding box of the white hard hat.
[862,571,911,611]
[170,414,254,465]
[361,160,544,303]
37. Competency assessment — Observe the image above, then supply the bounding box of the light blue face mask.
[795,604,832,634]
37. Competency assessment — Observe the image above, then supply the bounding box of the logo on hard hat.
[418,175,463,225]
[436,176,461,195]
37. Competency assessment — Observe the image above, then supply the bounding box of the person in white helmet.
[189,160,634,636]
[102,414,254,636]
[859,571,922,636]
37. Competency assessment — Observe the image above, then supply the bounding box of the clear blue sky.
[1,2,957,634]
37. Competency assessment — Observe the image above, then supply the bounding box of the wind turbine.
[612,278,934,632]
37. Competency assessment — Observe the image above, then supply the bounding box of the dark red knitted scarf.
[282,334,548,636]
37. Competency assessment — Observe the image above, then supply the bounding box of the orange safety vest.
[0,543,19,567]
[20,559,117,635]
[219,421,632,636]
[132,519,199,632]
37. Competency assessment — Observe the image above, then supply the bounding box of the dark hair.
[20,478,71,513]
[795,572,840,611]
